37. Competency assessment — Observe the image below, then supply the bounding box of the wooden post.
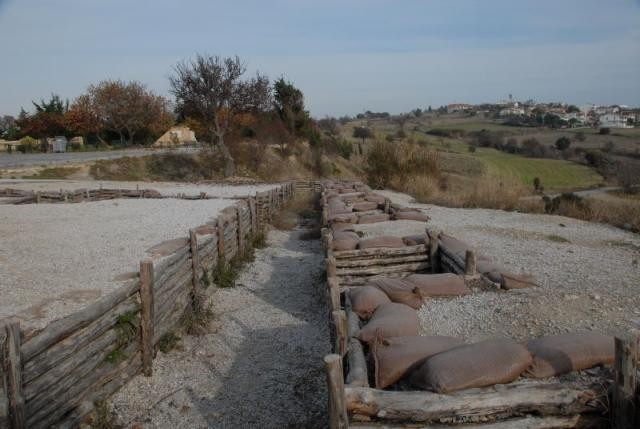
[613,332,639,429]
[236,205,244,254]
[384,198,391,214]
[139,258,154,377]
[85,189,90,200]
[326,257,337,278]
[2,321,25,429]
[465,250,477,276]
[217,216,226,262]
[327,277,341,313]
[427,228,440,274]
[324,354,348,429]
[189,229,201,304]
[35,192,41,204]
[333,310,347,357]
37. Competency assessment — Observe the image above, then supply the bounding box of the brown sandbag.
[331,223,356,234]
[402,234,430,246]
[349,286,391,320]
[358,236,406,249]
[405,273,471,297]
[333,231,360,251]
[358,213,391,224]
[477,260,537,290]
[365,195,386,204]
[525,332,614,379]
[394,211,431,222]
[410,339,532,393]
[439,233,474,260]
[330,213,358,224]
[369,277,425,310]
[352,201,379,212]
[373,336,466,389]
[357,303,420,344]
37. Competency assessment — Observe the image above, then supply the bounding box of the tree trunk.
[216,133,235,178]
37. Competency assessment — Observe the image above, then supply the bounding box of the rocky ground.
[110,227,330,428]
[358,190,640,343]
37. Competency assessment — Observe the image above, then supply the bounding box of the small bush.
[157,331,182,353]
[106,310,139,364]
[181,293,214,335]
[87,400,121,429]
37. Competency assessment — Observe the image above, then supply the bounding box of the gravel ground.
[360,190,640,343]
[0,179,279,198]
[110,228,329,428]
[0,198,236,331]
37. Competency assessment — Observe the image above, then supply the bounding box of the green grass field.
[472,148,603,190]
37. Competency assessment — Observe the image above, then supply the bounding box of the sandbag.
[349,286,391,320]
[394,211,431,222]
[525,332,614,378]
[405,273,471,297]
[365,195,386,204]
[352,201,379,212]
[330,213,358,224]
[439,233,474,260]
[331,223,356,234]
[477,260,537,290]
[373,336,466,389]
[333,231,360,251]
[358,213,391,224]
[369,277,425,310]
[357,303,420,344]
[410,339,532,393]
[358,236,406,249]
[402,235,430,246]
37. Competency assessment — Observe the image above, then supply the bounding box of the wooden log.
[465,250,477,276]
[327,257,338,278]
[0,328,7,429]
[153,253,191,293]
[154,270,191,326]
[328,277,341,313]
[384,198,391,214]
[336,262,430,277]
[336,254,429,268]
[3,321,25,429]
[426,229,440,274]
[333,310,347,357]
[139,258,154,376]
[349,415,603,428]
[21,280,139,362]
[345,300,368,388]
[22,295,139,384]
[325,354,348,429]
[334,245,427,260]
[613,331,639,429]
[217,217,225,261]
[345,381,608,423]
[189,229,201,310]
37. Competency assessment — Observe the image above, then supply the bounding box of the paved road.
[0,147,198,169]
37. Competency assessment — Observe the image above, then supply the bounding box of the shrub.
[467,145,476,153]
[366,140,439,189]
[555,137,571,151]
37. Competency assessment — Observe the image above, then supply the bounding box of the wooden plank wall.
[0,182,295,428]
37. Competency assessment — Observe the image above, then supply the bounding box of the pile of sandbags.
[356,302,420,344]
[404,273,472,297]
[439,233,537,289]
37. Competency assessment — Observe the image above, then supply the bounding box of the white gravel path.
[0,199,236,331]
[110,228,329,428]
[360,190,640,342]
[0,179,280,198]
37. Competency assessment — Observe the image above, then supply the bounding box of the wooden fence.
[0,181,298,429]
[319,181,639,429]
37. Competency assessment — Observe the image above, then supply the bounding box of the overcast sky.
[0,0,639,117]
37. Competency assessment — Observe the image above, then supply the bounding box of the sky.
[0,0,639,117]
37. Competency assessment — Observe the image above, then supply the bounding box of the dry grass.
[271,192,320,231]
[400,173,531,211]
[548,196,640,232]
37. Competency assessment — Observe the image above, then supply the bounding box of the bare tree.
[169,54,271,177]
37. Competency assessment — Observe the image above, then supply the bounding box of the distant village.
[445,97,638,129]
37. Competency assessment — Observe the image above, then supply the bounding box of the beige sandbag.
[358,236,405,249]
[357,303,420,344]
[525,332,614,378]
[365,195,386,204]
[369,277,425,310]
[405,273,471,297]
[373,336,465,389]
[352,201,379,212]
[349,286,391,320]
[333,231,360,251]
[394,211,431,222]
[402,234,430,246]
[410,339,532,393]
[358,213,390,224]
[477,260,537,290]
[439,233,474,260]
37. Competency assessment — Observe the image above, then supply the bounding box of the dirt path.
[110,227,329,428]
